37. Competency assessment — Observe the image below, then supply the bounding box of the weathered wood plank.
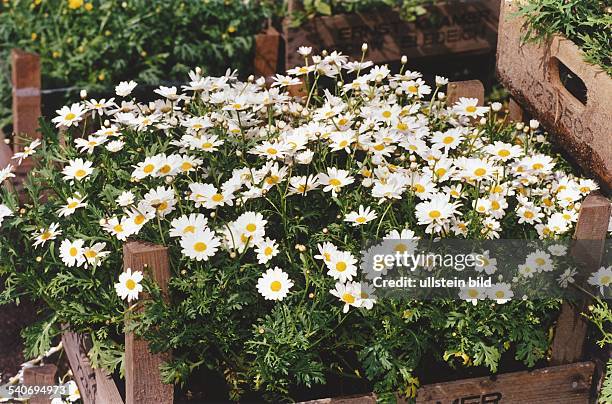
[507,97,524,122]
[497,0,612,192]
[284,1,499,69]
[415,361,595,404]
[61,328,123,404]
[123,241,173,404]
[254,26,281,81]
[551,192,611,365]
[11,49,41,153]
[23,364,57,404]
[447,80,485,106]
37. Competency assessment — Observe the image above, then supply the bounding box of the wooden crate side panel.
[254,26,281,80]
[496,1,612,192]
[23,364,57,404]
[415,361,595,404]
[61,329,124,404]
[284,1,498,68]
[123,241,173,404]
[11,49,41,153]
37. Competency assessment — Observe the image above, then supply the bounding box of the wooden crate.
[496,0,612,193]
[254,0,499,75]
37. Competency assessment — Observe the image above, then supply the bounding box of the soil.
[0,301,39,383]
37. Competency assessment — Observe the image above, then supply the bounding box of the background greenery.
[516,0,612,75]
[0,0,274,129]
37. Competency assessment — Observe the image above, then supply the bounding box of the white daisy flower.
[314,242,338,264]
[330,281,362,313]
[588,266,612,295]
[142,186,176,217]
[117,191,135,207]
[101,216,136,241]
[488,282,514,304]
[83,242,110,267]
[32,223,62,248]
[51,103,85,127]
[169,214,209,238]
[318,167,354,196]
[452,97,489,117]
[255,238,279,265]
[344,205,377,226]
[62,158,93,182]
[115,80,138,97]
[0,164,16,183]
[256,267,294,301]
[115,268,143,302]
[0,204,12,227]
[326,250,357,283]
[105,140,125,152]
[180,228,221,261]
[459,286,486,305]
[12,139,41,165]
[59,239,86,267]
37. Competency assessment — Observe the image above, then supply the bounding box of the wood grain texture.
[447,80,485,106]
[284,1,498,69]
[551,192,611,365]
[123,241,173,404]
[11,49,41,155]
[497,0,612,192]
[23,364,57,404]
[254,26,281,81]
[61,328,123,404]
[507,97,524,122]
[415,361,595,403]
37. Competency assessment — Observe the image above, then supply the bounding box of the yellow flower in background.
[68,0,83,9]
[31,32,37,41]
[85,2,93,11]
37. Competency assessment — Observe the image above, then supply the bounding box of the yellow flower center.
[113,224,124,233]
[270,281,282,292]
[329,178,341,186]
[126,279,136,290]
[414,184,425,193]
[373,144,385,151]
[443,136,454,145]
[143,164,155,174]
[532,163,544,170]
[428,210,441,219]
[535,258,545,266]
[134,215,146,225]
[75,169,87,178]
[397,122,408,131]
[41,231,51,240]
[212,193,224,202]
[436,168,447,177]
[194,242,207,252]
[159,164,172,174]
[202,142,213,149]
[156,202,168,212]
[183,225,196,234]
[266,148,278,155]
[524,211,534,219]
[394,243,407,253]
[265,175,279,185]
[339,140,348,148]
[498,149,510,157]
[356,217,367,223]
[601,276,611,285]
[495,291,505,298]
[69,247,78,257]
[246,223,257,232]
[181,162,193,171]
[468,289,479,298]
[466,106,477,113]
[85,250,97,258]
[336,262,347,272]
[491,201,500,210]
[407,85,418,93]
[342,293,355,304]
[382,110,392,118]
[68,202,79,209]
[264,246,273,256]
[474,168,486,177]
[65,112,77,120]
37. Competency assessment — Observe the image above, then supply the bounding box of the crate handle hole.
[553,58,588,106]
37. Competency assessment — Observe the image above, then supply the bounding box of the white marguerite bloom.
[32,223,62,248]
[59,239,86,267]
[0,204,13,226]
[344,205,377,226]
[326,250,358,283]
[115,80,138,97]
[330,281,362,313]
[255,238,280,265]
[83,242,110,267]
[62,158,93,182]
[256,267,294,301]
[117,191,135,207]
[12,139,41,165]
[452,97,489,117]
[588,266,612,294]
[169,214,209,238]
[57,193,87,217]
[0,164,16,183]
[488,282,514,304]
[180,228,220,261]
[115,268,143,302]
[52,103,85,127]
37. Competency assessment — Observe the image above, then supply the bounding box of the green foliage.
[515,0,612,75]
[290,0,431,26]
[0,0,273,128]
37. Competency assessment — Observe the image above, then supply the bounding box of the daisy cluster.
[1,48,607,312]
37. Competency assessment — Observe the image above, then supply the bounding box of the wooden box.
[496,0,612,192]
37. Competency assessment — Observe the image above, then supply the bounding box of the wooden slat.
[23,364,57,404]
[507,97,524,122]
[447,80,485,106]
[123,241,173,404]
[299,393,377,404]
[61,329,123,404]
[254,26,281,81]
[551,192,611,365]
[284,1,498,69]
[415,361,595,403]
[11,49,41,153]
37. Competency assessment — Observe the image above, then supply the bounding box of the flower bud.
[80,89,87,99]
[491,102,502,112]
[361,43,368,52]
[401,55,407,64]
[437,92,445,100]
[529,119,540,129]
[479,117,487,125]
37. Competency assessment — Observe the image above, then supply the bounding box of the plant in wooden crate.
[0,50,610,402]
[0,0,274,129]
